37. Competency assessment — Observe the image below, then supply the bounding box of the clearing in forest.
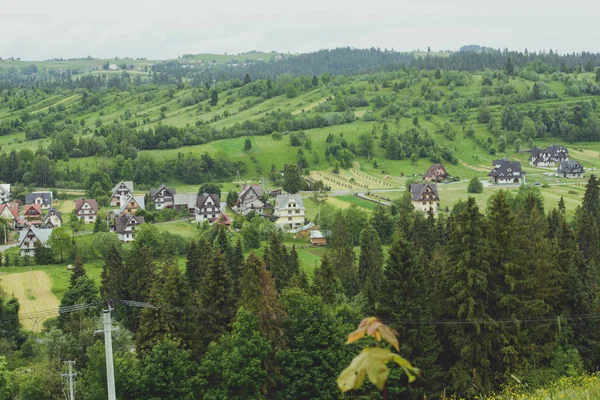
[0,271,59,331]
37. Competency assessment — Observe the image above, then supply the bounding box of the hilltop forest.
[1,47,600,398]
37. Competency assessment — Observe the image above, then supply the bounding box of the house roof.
[275,193,304,210]
[0,203,18,219]
[197,193,220,209]
[310,230,324,239]
[19,226,53,246]
[119,195,145,213]
[75,198,99,214]
[25,192,52,205]
[150,184,176,199]
[410,183,439,201]
[23,204,42,215]
[45,208,63,222]
[489,159,525,178]
[111,181,134,196]
[113,214,144,234]
[530,145,569,162]
[238,184,263,201]
[423,163,448,179]
[0,184,10,196]
[557,160,584,173]
[173,193,198,209]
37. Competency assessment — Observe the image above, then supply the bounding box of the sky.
[2,0,600,60]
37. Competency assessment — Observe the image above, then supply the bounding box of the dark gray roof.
[410,183,439,201]
[45,208,63,222]
[557,160,584,173]
[238,184,263,201]
[113,214,144,234]
[25,192,52,206]
[197,193,220,210]
[489,159,525,177]
[111,181,134,197]
[150,184,176,199]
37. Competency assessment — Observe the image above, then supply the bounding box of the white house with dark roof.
[194,193,222,223]
[110,181,134,207]
[529,145,569,167]
[0,184,10,204]
[112,213,145,242]
[489,159,526,184]
[274,193,305,230]
[25,191,53,210]
[235,184,265,215]
[557,160,584,179]
[75,198,99,223]
[410,183,440,213]
[19,226,53,257]
[42,208,62,228]
[150,185,176,210]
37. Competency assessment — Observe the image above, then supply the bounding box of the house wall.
[412,200,439,214]
[46,215,62,227]
[275,214,305,229]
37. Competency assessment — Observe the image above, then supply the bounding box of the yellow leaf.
[392,354,421,383]
[337,348,405,392]
[346,327,367,344]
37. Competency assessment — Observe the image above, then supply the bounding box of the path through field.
[0,271,59,331]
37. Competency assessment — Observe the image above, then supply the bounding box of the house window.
[288,210,292,214]
[295,210,300,214]
[288,217,292,221]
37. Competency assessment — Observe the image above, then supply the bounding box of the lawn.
[154,220,198,239]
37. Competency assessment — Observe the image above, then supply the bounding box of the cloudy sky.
[2,0,600,60]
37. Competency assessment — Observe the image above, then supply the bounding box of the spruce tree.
[230,237,244,298]
[100,243,125,301]
[329,210,360,297]
[198,251,235,349]
[264,231,290,290]
[185,240,201,292]
[576,175,600,263]
[122,245,156,332]
[69,255,86,287]
[311,254,342,305]
[370,204,393,244]
[358,224,383,294]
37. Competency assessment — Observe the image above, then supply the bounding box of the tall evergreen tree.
[100,243,125,301]
[230,237,244,298]
[329,210,359,297]
[264,231,290,290]
[184,240,201,292]
[358,224,383,295]
[311,254,342,305]
[69,255,86,287]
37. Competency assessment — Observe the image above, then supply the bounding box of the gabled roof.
[119,195,145,213]
[111,181,134,196]
[557,160,584,173]
[44,208,63,222]
[25,192,52,205]
[410,183,439,201]
[489,159,525,178]
[0,184,10,196]
[19,226,53,246]
[173,193,198,209]
[23,204,42,215]
[75,198,99,214]
[423,163,448,179]
[238,184,263,201]
[275,193,304,210]
[150,184,176,199]
[0,203,18,219]
[310,230,324,239]
[113,214,144,234]
[197,193,221,209]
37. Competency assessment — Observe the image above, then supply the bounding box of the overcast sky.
[2,0,600,60]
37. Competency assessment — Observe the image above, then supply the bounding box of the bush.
[467,177,483,193]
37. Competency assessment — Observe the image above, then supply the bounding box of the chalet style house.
[489,159,526,184]
[274,194,305,230]
[19,226,52,257]
[557,160,584,179]
[42,208,62,228]
[150,185,176,210]
[173,193,198,213]
[110,181,134,207]
[112,213,145,242]
[119,194,145,215]
[195,194,222,223]
[236,184,265,215]
[25,191,53,210]
[0,202,19,229]
[22,204,43,225]
[75,198,99,223]
[0,184,10,204]
[530,145,569,167]
[310,230,327,246]
[410,183,440,213]
[423,163,449,182]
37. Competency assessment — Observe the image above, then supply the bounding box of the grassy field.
[154,220,198,238]
[0,271,60,331]
[483,374,600,399]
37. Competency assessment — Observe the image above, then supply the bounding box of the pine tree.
[69,255,86,287]
[311,254,342,304]
[184,240,201,292]
[122,245,156,332]
[264,231,290,290]
[358,224,383,293]
[100,243,124,301]
[576,175,600,263]
[210,89,218,106]
[243,73,251,85]
[329,210,360,297]
[286,245,300,284]
[377,233,443,398]
[370,204,393,244]
[199,251,235,349]
[230,237,244,298]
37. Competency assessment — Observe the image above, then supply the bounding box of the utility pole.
[60,361,76,400]
[95,307,117,400]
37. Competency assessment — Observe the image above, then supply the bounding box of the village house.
[0,184,10,204]
[112,213,145,242]
[173,193,198,213]
[110,181,134,207]
[19,226,52,257]
[489,159,526,184]
[194,193,222,223]
[150,185,176,210]
[25,191,53,210]
[236,184,265,215]
[42,208,62,228]
[529,145,569,167]
[75,198,99,223]
[423,163,449,182]
[22,204,43,225]
[274,193,306,230]
[0,202,19,229]
[119,194,145,215]
[410,183,440,213]
[310,230,327,246]
[557,160,585,179]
